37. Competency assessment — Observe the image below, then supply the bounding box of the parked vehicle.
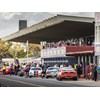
[46,67,59,78]
[0,66,13,75]
[6,66,10,74]
[0,66,3,74]
[29,67,42,78]
[56,67,78,81]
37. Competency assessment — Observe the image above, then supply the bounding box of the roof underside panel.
[2,15,94,44]
[9,21,94,44]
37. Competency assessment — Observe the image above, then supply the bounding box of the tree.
[0,39,13,59]
[28,44,41,57]
[0,39,41,59]
[9,43,26,58]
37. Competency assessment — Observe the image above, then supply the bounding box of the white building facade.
[95,12,100,65]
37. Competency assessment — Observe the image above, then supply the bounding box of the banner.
[41,47,66,58]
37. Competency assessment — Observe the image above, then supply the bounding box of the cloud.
[0,12,54,38]
[0,12,21,20]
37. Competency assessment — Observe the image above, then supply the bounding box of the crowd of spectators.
[42,38,94,49]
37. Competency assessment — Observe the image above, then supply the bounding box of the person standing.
[85,64,90,80]
[41,70,46,79]
[14,57,19,65]
[10,64,14,75]
[74,64,77,71]
[93,64,98,81]
[68,64,72,68]
[91,64,94,80]
[54,64,58,67]
[15,64,20,75]
[24,65,30,78]
[2,64,6,75]
[89,64,93,80]
[76,64,81,78]
[79,64,83,76]
[60,63,64,68]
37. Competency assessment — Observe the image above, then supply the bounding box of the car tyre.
[46,76,49,79]
[29,76,32,78]
[56,77,59,80]
[73,77,78,81]
[59,77,62,81]
[56,76,62,81]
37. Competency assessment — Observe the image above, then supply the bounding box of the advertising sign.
[41,47,66,58]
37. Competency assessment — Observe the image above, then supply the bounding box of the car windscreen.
[31,67,41,70]
[61,67,74,71]
[31,67,37,70]
[48,67,59,70]
[37,68,41,70]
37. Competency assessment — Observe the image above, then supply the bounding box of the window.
[31,67,36,70]
[37,68,41,70]
[48,67,59,70]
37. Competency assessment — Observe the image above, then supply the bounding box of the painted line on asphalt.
[0,77,46,87]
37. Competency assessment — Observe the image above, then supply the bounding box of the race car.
[0,66,10,75]
[29,67,42,78]
[5,66,10,74]
[46,67,59,78]
[56,67,78,81]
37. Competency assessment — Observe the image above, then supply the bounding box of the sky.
[0,12,95,38]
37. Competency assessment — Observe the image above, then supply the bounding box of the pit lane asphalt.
[0,75,98,87]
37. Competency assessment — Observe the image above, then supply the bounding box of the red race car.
[5,66,10,74]
[56,67,78,81]
[0,66,11,75]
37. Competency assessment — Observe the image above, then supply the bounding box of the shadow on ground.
[0,83,9,87]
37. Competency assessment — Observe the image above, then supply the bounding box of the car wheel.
[46,76,49,79]
[56,76,59,80]
[29,76,32,78]
[73,77,78,81]
[20,73,24,77]
[56,76,62,81]
[59,77,62,81]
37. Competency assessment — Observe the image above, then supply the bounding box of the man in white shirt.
[60,64,64,68]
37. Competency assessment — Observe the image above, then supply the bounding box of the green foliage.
[0,39,41,59]
[0,39,13,59]
[9,43,26,58]
[28,44,41,57]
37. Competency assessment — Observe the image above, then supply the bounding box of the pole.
[27,40,29,64]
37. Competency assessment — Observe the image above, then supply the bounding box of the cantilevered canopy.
[2,15,95,44]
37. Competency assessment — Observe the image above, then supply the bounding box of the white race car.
[29,67,42,78]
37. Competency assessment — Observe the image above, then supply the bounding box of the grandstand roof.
[2,15,95,44]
